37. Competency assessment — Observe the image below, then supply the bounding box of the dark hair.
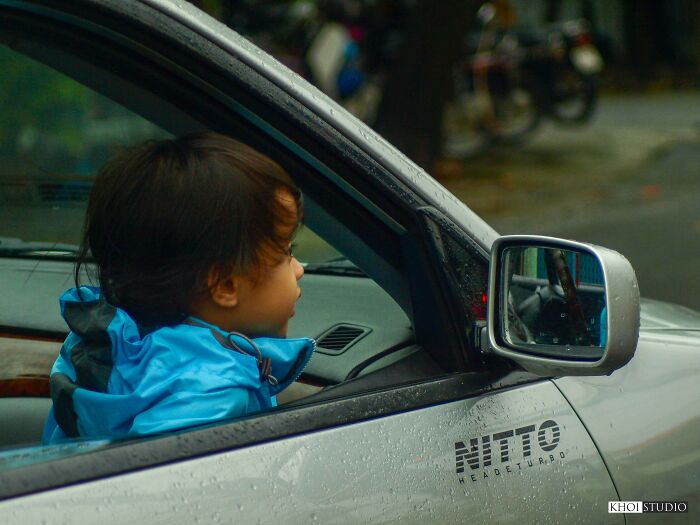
[76,132,302,326]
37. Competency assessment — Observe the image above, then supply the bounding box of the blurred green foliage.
[0,45,91,157]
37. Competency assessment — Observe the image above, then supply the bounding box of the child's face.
[220,189,304,337]
[232,243,304,338]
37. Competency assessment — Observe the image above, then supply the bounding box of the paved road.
[517,142,700,310]
[441,91,700,311]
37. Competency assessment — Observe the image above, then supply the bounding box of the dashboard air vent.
[316,324,371,355]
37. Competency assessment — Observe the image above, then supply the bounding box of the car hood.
[640,297,700,331]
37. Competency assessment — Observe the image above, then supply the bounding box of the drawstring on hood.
[182,318,280,386]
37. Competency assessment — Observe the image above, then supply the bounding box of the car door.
[0,1,621,523]
[0,380,621,524]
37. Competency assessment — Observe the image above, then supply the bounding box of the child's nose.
[293,257,304,280]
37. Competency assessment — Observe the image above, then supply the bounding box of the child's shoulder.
[121,321,236,364]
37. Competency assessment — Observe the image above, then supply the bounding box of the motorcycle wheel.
[441,93,491,159]
[491,75,542,146]
[550,70,598,125]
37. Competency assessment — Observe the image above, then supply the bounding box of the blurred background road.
[439,91,700,308]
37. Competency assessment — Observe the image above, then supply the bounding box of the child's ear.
[208,268,239,308]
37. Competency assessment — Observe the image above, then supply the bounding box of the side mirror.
[485,236,639,376]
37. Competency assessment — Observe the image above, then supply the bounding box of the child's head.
[77,132,304,336]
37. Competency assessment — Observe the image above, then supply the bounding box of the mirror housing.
[486,235,640,376]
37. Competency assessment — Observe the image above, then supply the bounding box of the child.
[43,132,315,443]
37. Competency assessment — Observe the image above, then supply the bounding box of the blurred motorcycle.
[442,4,604,158]
[513,18,603,125]
[305,19,383,124]
[442,3,542,158]
[230,0,393,125]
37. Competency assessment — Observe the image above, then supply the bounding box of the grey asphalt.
[442,91,700,311]
[526,142,700,310]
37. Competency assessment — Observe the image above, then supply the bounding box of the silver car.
[0,1,697,524]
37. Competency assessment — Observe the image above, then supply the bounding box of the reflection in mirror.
[501,246,607,358]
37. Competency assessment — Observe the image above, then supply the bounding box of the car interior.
[0,14,450,455]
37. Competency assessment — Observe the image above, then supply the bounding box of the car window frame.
[0,0,521,500]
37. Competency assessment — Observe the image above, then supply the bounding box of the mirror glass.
[501,246,607,359]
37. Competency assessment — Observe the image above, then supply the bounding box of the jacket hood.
[45,286,315,443]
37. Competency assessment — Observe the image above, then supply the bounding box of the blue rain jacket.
[43,287,315,444]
